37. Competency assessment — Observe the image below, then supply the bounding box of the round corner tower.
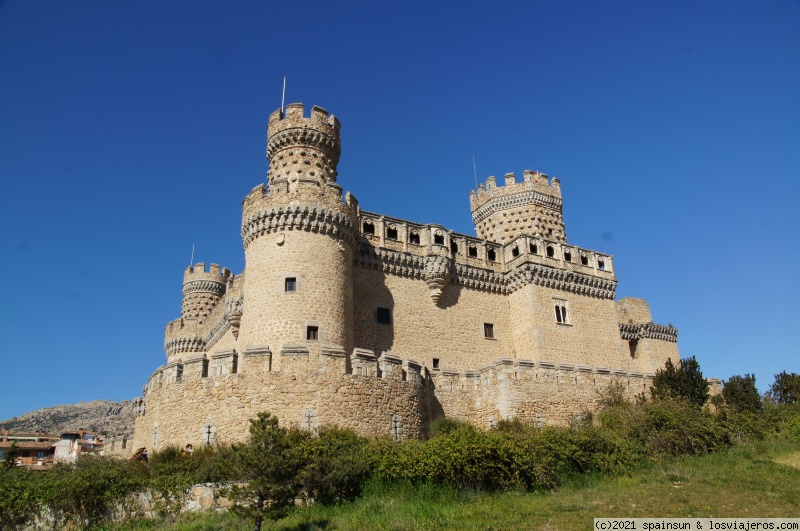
[238,103,358,369]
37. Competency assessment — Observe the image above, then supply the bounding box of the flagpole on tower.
[472,155,478,189]
[281,76,286,116]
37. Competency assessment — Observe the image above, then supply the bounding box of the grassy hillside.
[115,437,800,530]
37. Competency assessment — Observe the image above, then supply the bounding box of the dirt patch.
[774,452,800,469]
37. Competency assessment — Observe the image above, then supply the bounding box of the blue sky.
[1,1,798,421]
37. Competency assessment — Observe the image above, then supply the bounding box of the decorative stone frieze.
[471,189,563,224]
[182,280,227,297]
[164,336,206,358]
[241,204,358,249]
[506,261,617,298]
[619,322,678,342]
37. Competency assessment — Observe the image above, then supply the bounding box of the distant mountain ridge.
[0,400,136,436]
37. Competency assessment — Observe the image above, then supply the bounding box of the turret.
[470,169,567,244]
[181,262,233,323]
[238,104,358,371]
[266,103,341,193]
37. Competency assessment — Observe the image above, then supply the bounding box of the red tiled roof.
[0,441,55,450]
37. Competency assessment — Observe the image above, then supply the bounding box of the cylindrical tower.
[238,103,359,370]
[164,262,233,364]
[180,262,232,323]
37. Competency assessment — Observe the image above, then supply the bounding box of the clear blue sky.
[1,1,798,421]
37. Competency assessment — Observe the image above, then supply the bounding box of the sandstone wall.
[239,229,354,370]
[133,353,428,451]
[353,268,511,371]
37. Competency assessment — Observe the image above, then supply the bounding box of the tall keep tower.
[238,103,359,369]
[469,170,566,244]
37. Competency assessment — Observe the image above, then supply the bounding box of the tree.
[769,371,800,405]
[228,412,305,531]
[2,442,20,469]
[723,374,762,413]
[650,356,709,407]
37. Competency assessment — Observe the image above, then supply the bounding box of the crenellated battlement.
[469,169,567,244]
[144,344,429,393]
[268,103,340,135]
[267,103,341,188]
[182,262,233,290]
[469,170,562,210]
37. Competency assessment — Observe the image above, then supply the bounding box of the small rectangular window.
[484,323,494,339]
[377,307,391,324]
[468,246,478,258]
[285,277,297,292]
[410,232,420,244]
[386,227,398,240]
[432,358,440,369]
[306,326,319,341]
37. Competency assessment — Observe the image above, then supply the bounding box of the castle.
[130,103,687,451]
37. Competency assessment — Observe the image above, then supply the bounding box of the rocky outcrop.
[0,400,136,435]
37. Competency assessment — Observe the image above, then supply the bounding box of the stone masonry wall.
[133,352,428,451]
[353,267,512,371]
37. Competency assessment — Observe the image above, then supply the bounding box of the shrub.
[148,446,201,518]
[297,427,373,504]
[428,416,473,437]
[723,374,762,413]
[650,356,709,406]
[39,456,146,529]
[0,466,40,530]
[769,371,800,405]
[227,412,306,530]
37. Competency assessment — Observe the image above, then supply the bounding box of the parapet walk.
[143,343,662,399]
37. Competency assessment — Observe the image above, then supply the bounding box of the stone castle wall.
[133,350,428,450]
[132,345,666,452]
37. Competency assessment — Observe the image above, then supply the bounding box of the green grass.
[110,437,800,531]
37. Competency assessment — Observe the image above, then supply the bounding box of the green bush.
[0,466,40,530]
[533,426,643,477]
[769,371,800,405]
[650,356,709,406]
[297,426,374,504]
[723,374,762,413]
[147,446,201,519]
[376,424,559,491]
[601,399,730,457]
[227,412,306,530]
[39,456,147,529]
[428,416,473,437]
